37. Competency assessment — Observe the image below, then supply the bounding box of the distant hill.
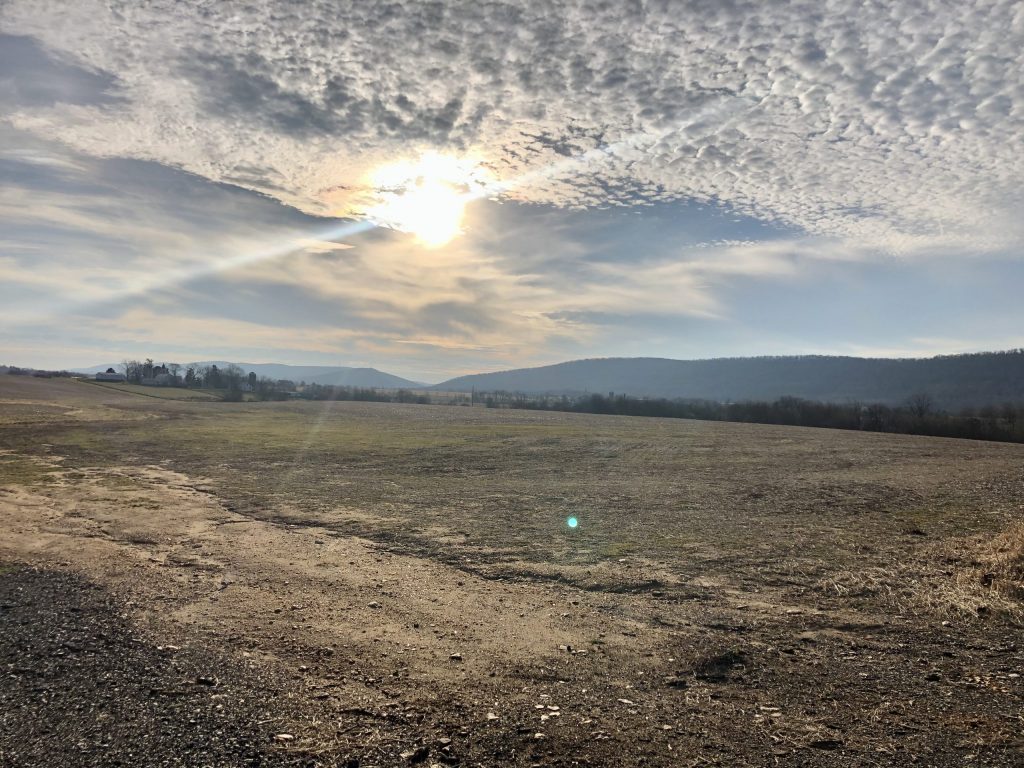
[76,361,422,389]
[433,351,1024,409]
[304,367,424,389]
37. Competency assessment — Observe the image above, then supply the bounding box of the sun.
[369,176,465,248]
[362,152,491,248]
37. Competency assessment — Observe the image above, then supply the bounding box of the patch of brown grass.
[818,521,1024,624]
[916,522,1024,623]
[961,521,1024,600]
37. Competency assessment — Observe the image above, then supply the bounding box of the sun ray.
[2,219,374,327]
[10,100,753,326]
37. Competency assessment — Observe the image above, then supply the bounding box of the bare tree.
[1001,402,1018,429]
[121,359,144,383]
[223,364,245,392]
[906,393,934,420]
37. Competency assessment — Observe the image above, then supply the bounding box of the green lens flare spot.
[567,516,579,529]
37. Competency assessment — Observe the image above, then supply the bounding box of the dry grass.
[926,521,1024,623]
[7,377,1024,631]
[962,521,1024,601]
[81,380,222,400]
[821,521,1024,624]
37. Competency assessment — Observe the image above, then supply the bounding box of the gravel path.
[0,566,312,768]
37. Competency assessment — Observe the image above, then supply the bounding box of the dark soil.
[0,566,320,768]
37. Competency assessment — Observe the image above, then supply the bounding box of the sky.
[1,0,1023,383]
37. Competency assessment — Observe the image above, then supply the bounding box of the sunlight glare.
[363,152,490,247]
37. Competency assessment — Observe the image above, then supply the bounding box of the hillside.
[303,367,424,388]
[433,351,1024,409]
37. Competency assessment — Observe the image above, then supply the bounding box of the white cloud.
[4,2,1024,376]
[2,0,1022,258]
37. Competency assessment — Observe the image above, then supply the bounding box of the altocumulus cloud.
[3,1,1024,376]
[2,0,1022,257]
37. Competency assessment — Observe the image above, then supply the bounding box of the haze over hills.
[433,351,1024,409]
[76,362,422,389]
[70,351,1024,408]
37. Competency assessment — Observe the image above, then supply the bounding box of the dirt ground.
[1,376,1022,767]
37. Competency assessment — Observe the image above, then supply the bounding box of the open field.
[1,376,1022,766]
[78,379,225,401]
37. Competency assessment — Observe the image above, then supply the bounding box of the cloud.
[1,0,1021,257]
[3,2,1024,377]
[3,118,985,378]
[0,129,590,374]
[0,127,758,375]
[0,126,345,319]
[296,239,355,253]
[0,33,121,108]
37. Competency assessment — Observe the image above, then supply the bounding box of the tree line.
[1,366,75,378]
[119,359,297,401]
[298,383,434,403]
[480,390,1024,444]
[285,384,1024,444]
[9,360,1023,443]
[114,360,440,403]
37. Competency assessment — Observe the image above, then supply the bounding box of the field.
[1,376,1022,767]
[79,379,225,400]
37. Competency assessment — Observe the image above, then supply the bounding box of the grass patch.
[599,541,638,558]
[956,522,1024,604]
[6,387,1024,608]
[80,380,221,401]
[819,522,1024,625]
[142,411,592,458]
[95,474,143,490]
[0,454,59,486]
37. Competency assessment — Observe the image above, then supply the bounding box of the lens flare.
[567,516,579,529]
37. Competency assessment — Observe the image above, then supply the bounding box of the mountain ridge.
[71,350,1024,408]
[431,351,1024,409]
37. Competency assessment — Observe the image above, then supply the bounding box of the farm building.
[95,368,126,382]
